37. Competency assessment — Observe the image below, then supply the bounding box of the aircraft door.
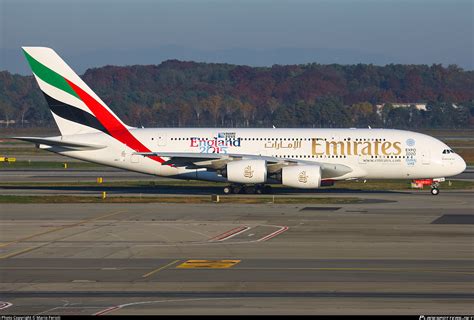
[421,149,430,165]
[357,139,367,165]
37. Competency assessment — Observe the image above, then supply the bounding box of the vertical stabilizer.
[22,47,129,136]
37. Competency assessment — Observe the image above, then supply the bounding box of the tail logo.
[22,47,165,164]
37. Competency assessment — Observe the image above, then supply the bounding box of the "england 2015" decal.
[190,132,241,153]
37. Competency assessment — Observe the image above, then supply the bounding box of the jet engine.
[281,165,321,188]
[226,160,267,184]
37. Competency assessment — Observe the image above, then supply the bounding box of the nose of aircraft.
[454,154,467,175]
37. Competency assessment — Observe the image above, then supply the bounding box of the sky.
[1,0,472,74]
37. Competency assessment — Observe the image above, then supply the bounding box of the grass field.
[1,178,471,204]
[0,160,106,169]
[0,179,472,190]
[0,194,362,204]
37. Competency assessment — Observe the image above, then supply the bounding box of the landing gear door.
[157,133,167,146]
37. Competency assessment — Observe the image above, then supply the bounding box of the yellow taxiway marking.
[0,246,40,260]
[0,210,125,259]
[0,210,125,249]
[176,260,241,269]
[142,260,181,278]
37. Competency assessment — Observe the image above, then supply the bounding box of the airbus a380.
[16,47,466,195]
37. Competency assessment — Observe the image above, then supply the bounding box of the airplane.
[16,47,466,196]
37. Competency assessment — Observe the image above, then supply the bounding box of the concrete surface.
[0,190,473,314]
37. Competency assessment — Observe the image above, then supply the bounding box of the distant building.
[375,103,427,112]
[0,120,16,125]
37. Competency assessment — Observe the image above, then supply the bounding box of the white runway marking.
[257,226,289,242]
[94,297,240,315]
[209,225,250,241]
[0,301,12,310]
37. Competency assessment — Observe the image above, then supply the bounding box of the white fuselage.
[45,128,466,184]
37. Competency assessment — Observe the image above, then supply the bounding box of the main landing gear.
[223,184,273,194]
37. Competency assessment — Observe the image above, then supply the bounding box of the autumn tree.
[202,95,222,127]
[1,61,473,129]
[350,102,375,127]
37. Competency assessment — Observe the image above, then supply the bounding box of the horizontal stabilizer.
[13,136,107,151]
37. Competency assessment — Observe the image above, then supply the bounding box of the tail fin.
[22,47,129,136]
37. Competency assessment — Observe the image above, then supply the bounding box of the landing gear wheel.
[232,186,242,194]
[231,185,271,194]
[431,187,439,195]
[243,186,256,194]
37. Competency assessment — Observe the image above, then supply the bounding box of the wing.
[134,152,352,179]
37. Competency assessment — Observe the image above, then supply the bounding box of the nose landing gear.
[430,181,440,195]
[430,187,440,195]
[412,178,444,195]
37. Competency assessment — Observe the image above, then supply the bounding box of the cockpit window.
[442,149,455,154]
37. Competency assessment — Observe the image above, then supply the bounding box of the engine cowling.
[281,165,321,189]
[226,160,267,184]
